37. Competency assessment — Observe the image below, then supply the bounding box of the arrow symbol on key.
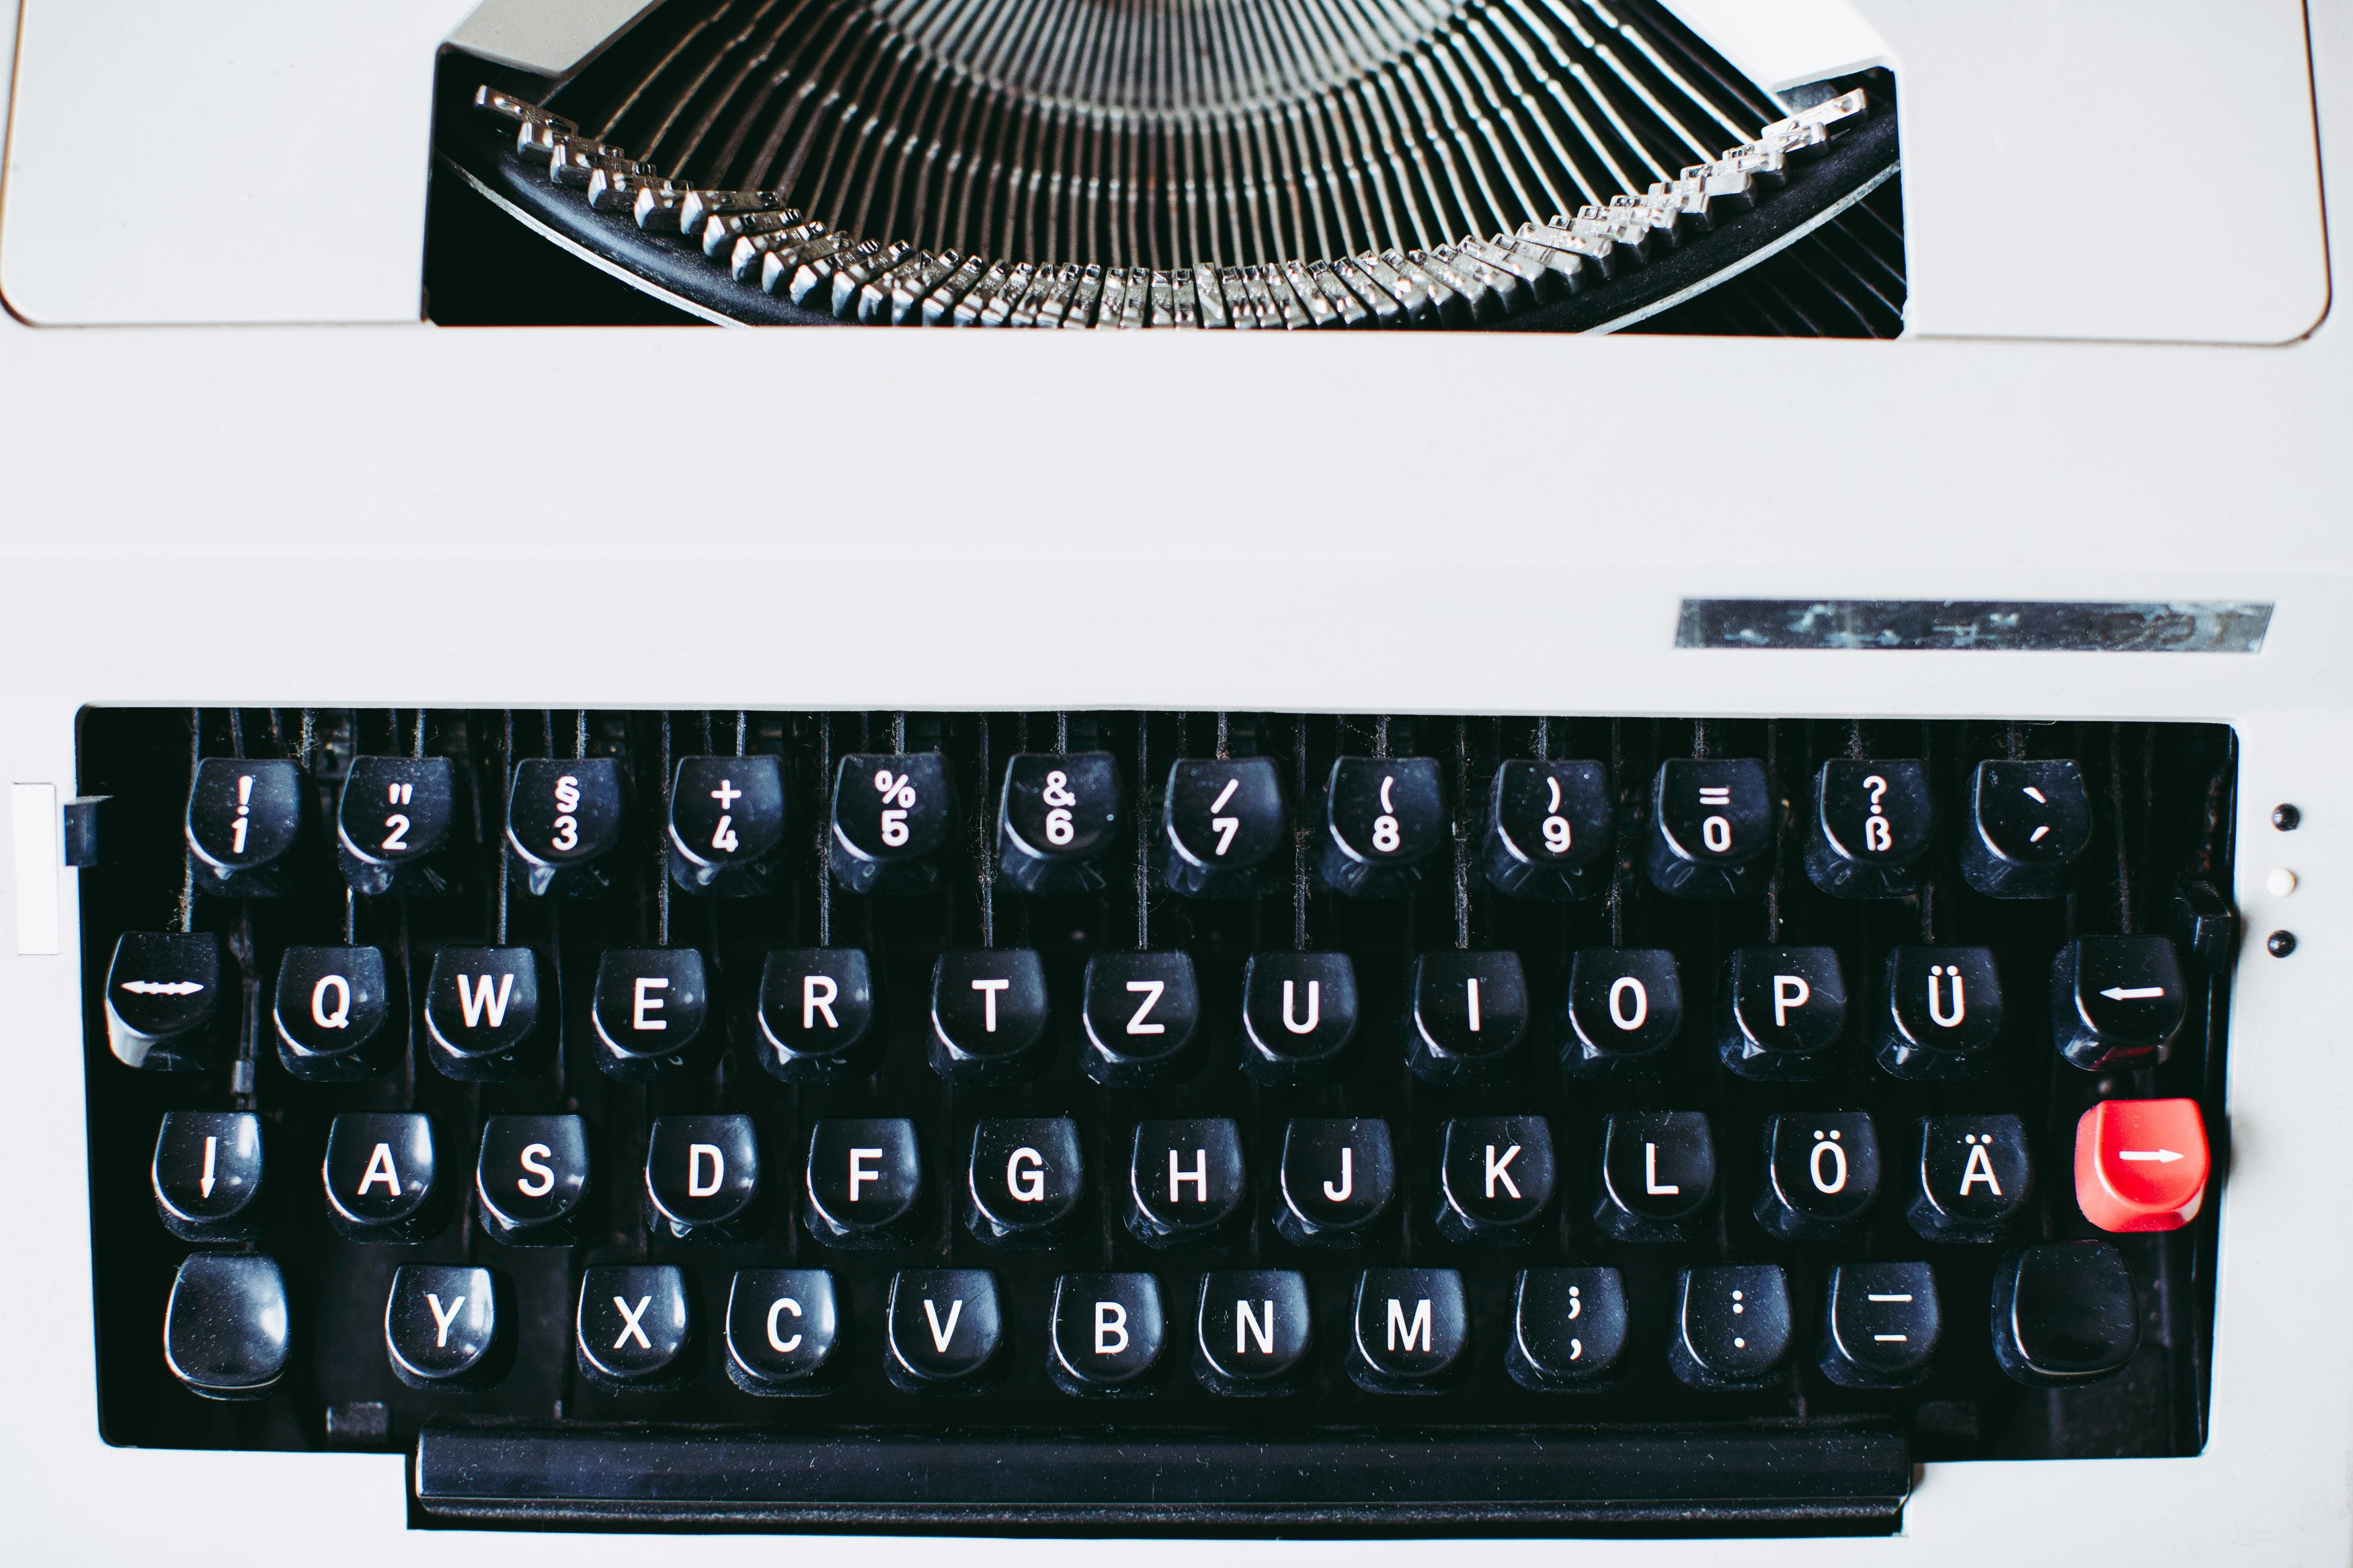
[2118,1149,2184,1163]
[2100,986,2167,1001]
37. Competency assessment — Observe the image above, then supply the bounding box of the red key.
[2074,1098,2210,1233]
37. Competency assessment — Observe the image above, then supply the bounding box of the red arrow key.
[2074,1098,2210,1233]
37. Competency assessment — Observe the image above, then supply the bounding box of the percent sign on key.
[873,770,916,807]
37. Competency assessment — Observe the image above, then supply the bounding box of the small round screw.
[2267,930,2297,958]
[2274,804,2301,831]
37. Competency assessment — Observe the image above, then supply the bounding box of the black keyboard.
[75,708,2235,1533]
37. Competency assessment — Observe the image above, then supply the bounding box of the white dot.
[1732,1303,1744,1314]
[1830,1130,1841,1141]
[1731,1290,1743,1301]
[2268,867,2299,898]
[1734,1337,1746,1349]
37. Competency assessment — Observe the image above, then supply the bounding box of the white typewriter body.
[2,0,2349,1560]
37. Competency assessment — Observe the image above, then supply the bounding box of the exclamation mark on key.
[230,775,253,856]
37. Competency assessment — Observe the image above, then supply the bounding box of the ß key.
[1804,759,1934,899]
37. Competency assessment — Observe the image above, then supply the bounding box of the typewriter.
[1,0,2348,1561]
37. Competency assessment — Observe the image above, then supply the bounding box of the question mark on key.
[1861,774,1892,854]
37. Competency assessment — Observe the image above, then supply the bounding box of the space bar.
[413,1427,1909,1531]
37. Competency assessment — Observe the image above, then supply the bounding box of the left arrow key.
[105,932,229,1071]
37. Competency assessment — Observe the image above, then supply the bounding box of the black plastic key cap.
[1717,946,1847,1081]
[1082,951,1202,1085]
[164,1254,290,1399]
[929,948,1051,1081]
[1908,1114,2032,1241]
[2050,936,2187,1071]
[1561,948,1681,1075]
[756,948,877,1081]
[725,1269,841,1393]
[1482,759,1611,899]
[1754,1112,1881,1239]
[886,1269,1003,1389]
[1239,951,1359,1083]
[338,755,458,896]
[805,1118,923,1245]
[185,757,305,897]
[506,757,626,897]
[998,752,1125,895]
[1962,759,2093,899]
[1992,1240,2139,1386]
[152,1111,264,1241]
[325,1113,445,1241]
[1128,1118,1247,1245]
[668,754,787,895]
[1509,1268,1630,1388]
[1819,1261,1940,1389]
[646,1114,762,1241]
[104,932,228,1071]
[1161,757,1287,898]
[1195,1270,1312,1392]
[1876,946,2002,1079]
[1435,1116,1554,1241]
[273,945,396,1081]
[1351,1268,1469,1391]
[832,752,957,895]
[1645,758,1773,899]
[476,1114,592,1245]
[1318,756,1445,896]
[1051,1272,1167,1393]
[1804,759,1933,899]
[577,1265,696,1389]
[1593,1111,1716,1241]
[423,946,547,1080]
[1671,1265,1793,1389]
[1404,950,1528,1083]
[386,1264,507,1389]
[1276,1118,1396,1245]
[590,947,711,1079]
[967,1117,1086,1243]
